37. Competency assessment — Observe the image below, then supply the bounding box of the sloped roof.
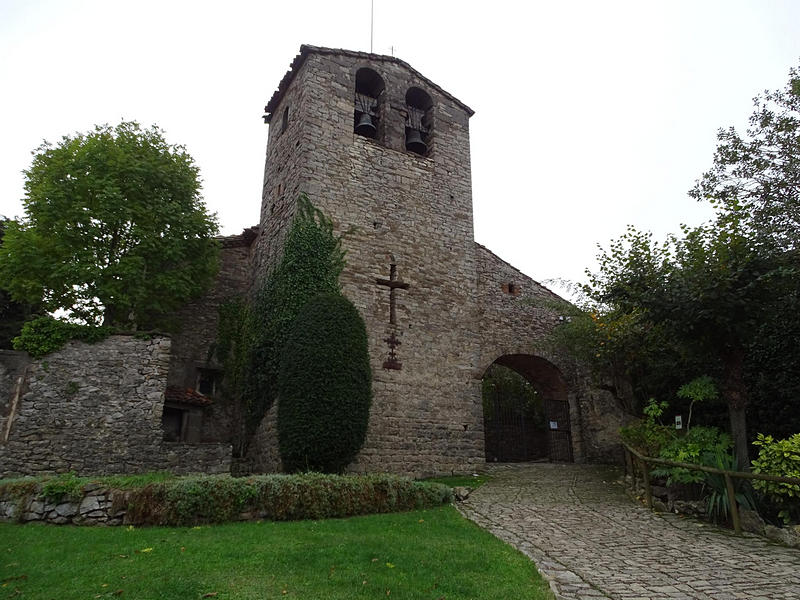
[165,387,213,407]
[263,44,474,123]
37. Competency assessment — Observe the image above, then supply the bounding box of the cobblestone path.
[458,463,800,600]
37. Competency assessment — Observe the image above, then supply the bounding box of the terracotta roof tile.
[165,387,213,407]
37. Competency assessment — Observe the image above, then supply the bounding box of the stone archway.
[482,354,574,463]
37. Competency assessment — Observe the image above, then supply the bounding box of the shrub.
[278,294,371,473]
[701,447,755,525]
[619,398,676,456]
[751,432,800,524]
[652,426,733,485]
[123,473,451,526]
[13,315,111,358]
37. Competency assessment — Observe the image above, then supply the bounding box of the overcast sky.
[2,0,799,293]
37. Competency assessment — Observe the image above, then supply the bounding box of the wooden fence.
[622,443,800,535]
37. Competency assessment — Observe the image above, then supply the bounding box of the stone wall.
[475,244,627,463]
[1,484,128,526]
[0,335,231,477]
[0,350,30,444]
[244,46,627,476]
[167,231,255,445]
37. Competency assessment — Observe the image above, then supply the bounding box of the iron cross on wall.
[376,263,409,370]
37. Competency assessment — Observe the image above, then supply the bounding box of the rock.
[739,509,766,536]
[56,502,78,517]
[0,501,18,519]
[79,495,101,514]
[453,486,471,501]
[652,499,668,512]
[673,500,705,516]
[651,485,669,499]
[27,500,45,515]
[765,525,795,546]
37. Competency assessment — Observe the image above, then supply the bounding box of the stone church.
[0,45,623,478]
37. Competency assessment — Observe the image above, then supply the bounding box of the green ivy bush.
[216,195,346,454]
[751,433,800,524]
[277,294,371,473]
[123,474,451,526]
[13,315,111,358]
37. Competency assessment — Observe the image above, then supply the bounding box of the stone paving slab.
[458,463,800,600]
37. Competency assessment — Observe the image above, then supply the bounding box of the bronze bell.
[355,112,377,137]
[405,128,427,155]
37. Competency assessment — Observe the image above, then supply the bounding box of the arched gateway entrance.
[482,354,573,463]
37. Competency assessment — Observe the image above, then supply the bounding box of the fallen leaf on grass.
[385,562,395,569]
[201,593,217,598]
[112,590,123,596]
[1,575,27,584]
[140,548,153,553]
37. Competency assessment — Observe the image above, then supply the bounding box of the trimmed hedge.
[278,294,372,473]
[122,473,452,526]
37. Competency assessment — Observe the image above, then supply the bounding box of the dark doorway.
[482,364,547,461]
[482,354,573,463]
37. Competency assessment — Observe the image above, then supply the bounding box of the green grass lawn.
[0,506,553,600]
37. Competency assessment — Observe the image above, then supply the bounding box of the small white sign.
[549,421,558,430]
[675,415,683,430]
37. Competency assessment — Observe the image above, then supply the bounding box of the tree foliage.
[0,122,219,328]
[277,294,372,473]
[556,63,800,467]
[0,219,37,348]
[690,66,800,250]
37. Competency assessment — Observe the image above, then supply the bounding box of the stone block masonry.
[244,46,627,476]
[0,335,231,477]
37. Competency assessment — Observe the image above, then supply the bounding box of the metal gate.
[544,398,573,462]
[483,397,548,462]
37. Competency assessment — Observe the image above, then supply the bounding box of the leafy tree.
[565,64,800,468]
[0,122,219,328]
[277,293,371,473]
[587,217,789,468]
[690,65,800,250]
[550,297,694,417]
[0,219,37,348]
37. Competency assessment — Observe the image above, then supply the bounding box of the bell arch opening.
[481,354,574,463]
[354,67,385,140]
[404,86,433,156]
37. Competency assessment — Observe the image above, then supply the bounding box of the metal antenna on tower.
[370,0,374,53]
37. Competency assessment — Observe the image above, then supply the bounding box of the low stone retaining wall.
[1,484,127,526]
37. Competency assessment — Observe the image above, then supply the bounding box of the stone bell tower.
[254,45,485,475]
